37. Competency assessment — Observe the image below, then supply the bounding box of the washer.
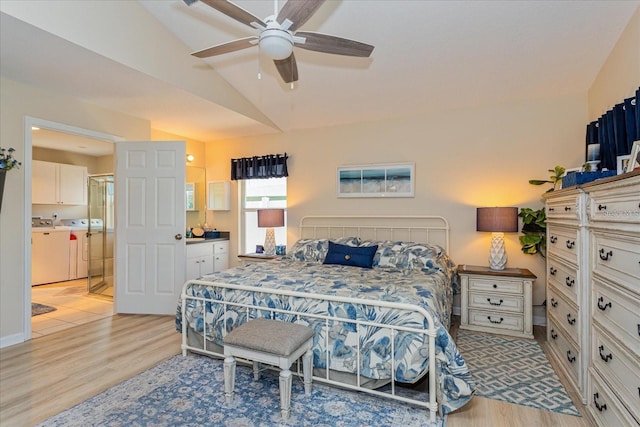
[62,219,103,279]
[31,219,70,285]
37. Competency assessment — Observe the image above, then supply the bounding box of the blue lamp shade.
[476,207,518,270]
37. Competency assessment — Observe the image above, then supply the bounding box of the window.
[241,177,287,254]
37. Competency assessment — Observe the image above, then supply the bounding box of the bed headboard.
[299,215,450,252]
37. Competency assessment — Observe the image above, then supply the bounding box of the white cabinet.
[207,181,230,211]
[213,240,229,271]
[186,241,214,280]
[186,240,229,280]
[32,160,87,205]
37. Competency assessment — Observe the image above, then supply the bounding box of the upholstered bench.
[222,319,314,420]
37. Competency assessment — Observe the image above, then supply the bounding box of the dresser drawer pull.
[550,235,557,244]
[566,350,576,363]
[566,313,576,325]
[550,298,558,308]
[487,316,504,324]
[598,345,612,362]
[487,298,503,306]
[566,240,575,249]
[597,297,611,311]
[549,207,555,212]
[638,324,639,338]
[564,206,572,211]
[565,277,574,287]
[593,393,607,412]
[550,329,558,340]
[598,248,613,261]
[549,267,557,275]
[492,284,498,289]
[597,204,607,211]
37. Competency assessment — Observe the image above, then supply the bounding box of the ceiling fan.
[183,0,374,84]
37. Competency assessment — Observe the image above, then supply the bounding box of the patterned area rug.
[456,330,580,416]
[38,353,445,427]
[32,303,56,316]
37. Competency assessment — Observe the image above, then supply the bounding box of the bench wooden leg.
[223,356,236,404]
[303,349,312,395]
[279,369,292,420]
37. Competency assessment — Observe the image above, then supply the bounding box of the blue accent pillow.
[323,241,378,268]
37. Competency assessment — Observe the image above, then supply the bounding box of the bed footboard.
[180,279,440,422]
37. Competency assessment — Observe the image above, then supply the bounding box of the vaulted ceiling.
[1,1,638,143]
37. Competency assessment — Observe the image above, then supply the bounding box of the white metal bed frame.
[181,215,451,422]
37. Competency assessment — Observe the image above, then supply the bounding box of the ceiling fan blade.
[274,53,299,83]
[295,31,374,57]
[198,0,266,28]
[191,37,257,58]
[277,0,325,32]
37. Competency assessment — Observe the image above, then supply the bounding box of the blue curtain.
[586,87,638,171]
[231,153,288,180]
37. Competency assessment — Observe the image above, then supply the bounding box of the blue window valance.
[231,153,289,180]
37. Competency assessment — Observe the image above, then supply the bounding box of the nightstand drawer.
[547,225,579,265]
[468,277,523,295]
[468,292,523,313]
[467,309,523,332]
[592,231,640,293]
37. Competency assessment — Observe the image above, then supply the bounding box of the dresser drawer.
[591,323,640,422]
[547,257,579,305]
[547,288,580,343]
[468,292,523,313]
[588,185,640,225]
[547,225,579,265]
[592,231,640,294]
[547,193,582,221]
[588,369,639,427]
[468,277,523,295]
[548,318,580,386]
[467,309,523,332]
[592,277,640,355]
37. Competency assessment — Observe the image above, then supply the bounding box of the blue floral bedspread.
[177,259,475,413]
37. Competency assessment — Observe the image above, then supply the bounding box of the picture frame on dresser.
[616,154,630,175]
[628,140,640,172]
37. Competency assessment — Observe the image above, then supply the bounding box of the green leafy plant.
[0,147,21,171]
[519,207,546,257]
[528,165,565,192]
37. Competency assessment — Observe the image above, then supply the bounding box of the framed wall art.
[337,163,415,198]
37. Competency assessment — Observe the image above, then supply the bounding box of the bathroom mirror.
[186,167,206,224]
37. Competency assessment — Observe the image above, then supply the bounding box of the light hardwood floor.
[1,315,595,426]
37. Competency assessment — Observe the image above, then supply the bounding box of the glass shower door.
[87,175,114,298]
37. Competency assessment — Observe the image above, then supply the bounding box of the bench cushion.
[223,319,314,357]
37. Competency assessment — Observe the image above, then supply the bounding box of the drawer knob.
[597,297,611,311]
[565,277,574,287]
[566,313,576,325]
[487,298,503,306]
[550,235,558,244]
[549,207,555,212]
[487,316,504,324]
[598,345,612,362]
[564,206,572,211]
[593,393,607,412]
[566,350,576,363]
[598,248,613,261]
[550,329,558,340]
[550,298,558,308]
[549,267,557,276]
[566,240,575,249]
[492,284,498,289]
[597,204,607,211]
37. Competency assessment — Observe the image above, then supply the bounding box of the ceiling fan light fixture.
[259,28,293,60]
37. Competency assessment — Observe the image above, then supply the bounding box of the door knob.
[175,234,183,240]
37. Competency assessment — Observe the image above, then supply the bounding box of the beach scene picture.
[338,164,414,197]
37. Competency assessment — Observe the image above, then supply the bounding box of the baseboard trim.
[0,333,24,349]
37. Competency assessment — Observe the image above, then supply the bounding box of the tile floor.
[31,279,113,338]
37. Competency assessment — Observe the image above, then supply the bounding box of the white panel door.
[115,141,186,314]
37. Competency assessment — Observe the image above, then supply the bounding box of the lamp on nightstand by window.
[257,208,285,256]
[476,207,519,270]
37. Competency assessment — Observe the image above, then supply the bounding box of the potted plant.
[528,165,565,192]
[0,147,22,212]
[518,207,546,257]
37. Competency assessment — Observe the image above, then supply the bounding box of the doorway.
[25,117,121,340]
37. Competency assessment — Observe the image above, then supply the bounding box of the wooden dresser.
[544,171,639,426]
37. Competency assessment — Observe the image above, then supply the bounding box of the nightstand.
[458,265,536,339]
[237,253,280,265]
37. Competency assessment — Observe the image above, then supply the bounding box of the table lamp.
[257,208,285,255]
[476,207,519,270]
